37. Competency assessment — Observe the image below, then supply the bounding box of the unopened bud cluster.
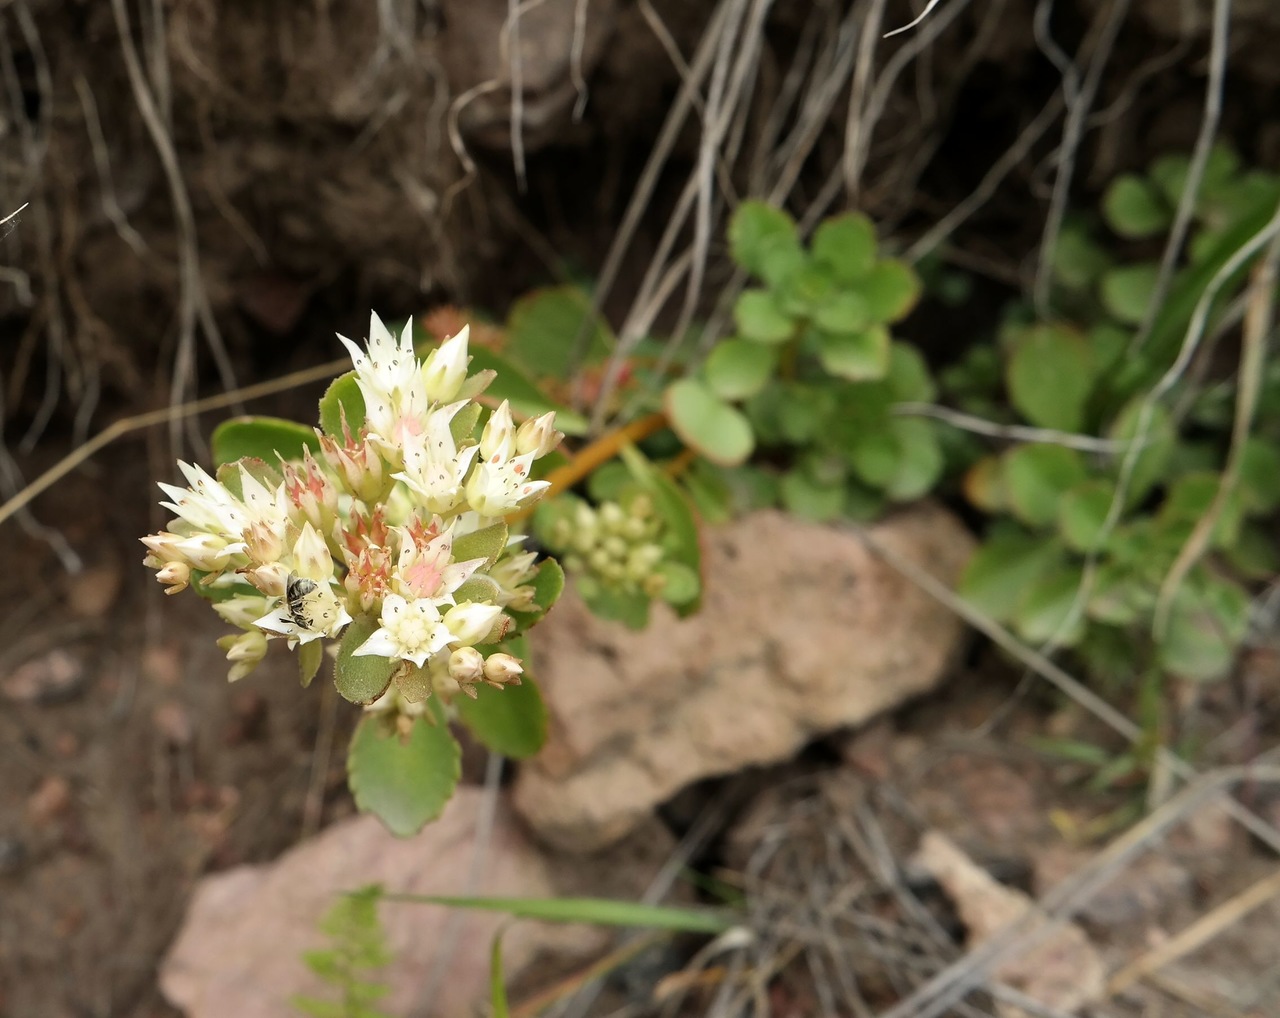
[141,312,562,709]
[547,495,667,598]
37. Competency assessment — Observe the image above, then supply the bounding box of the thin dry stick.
[1032,0,1130,317]
[884,0,946,38]
[850,525,1280,857]
[1107,865,1280,997]
[891,402,1131,453]
[1153,232,1280,637]
[874,765,1280,1018]
[1132,0,1233,355]
[0,358,348,530]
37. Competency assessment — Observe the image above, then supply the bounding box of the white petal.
[352,627,400,659]
[254,606,303,637]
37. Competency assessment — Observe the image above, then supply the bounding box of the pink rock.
[514,505,973,851]
[160,789,605,1017]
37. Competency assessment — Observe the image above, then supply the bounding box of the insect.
[285,574,336,632]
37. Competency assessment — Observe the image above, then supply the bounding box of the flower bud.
[448,646,485,685]
[443,601,504,645]
[514,412,562,459]
[292,522,334,582]
[240,561,290,597]
[155,561,190,595]
[599,502,626,532]
[482,652,523,688]
[244,521,284,564]
[213,593,274,628]
[479,400,515,464]
[421,325,470,403]
[217,629,268,682]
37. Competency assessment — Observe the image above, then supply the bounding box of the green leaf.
[1156,575,1249,682]
[1107,399,1176,504]
[959,531,1066,622]
[656,561,701,606]
[1003,445,1089,527]
[887,342,937,402]
[1100,263,1160,325]
[1149,153,1191,206]
[453,522,509,568]
[1013,564,1087,646]
[319,371,366,437]
[1057,479,1115,552]
[348,709,461,836]
[733,289,794,344]
[489,929,511,1018]
[1102,175,1171,239]
[665,378,755,466]
[211,416,320,467]
[883,418,943,501]
[1052,221,1112,291]
[456,674,547,759]
[861,260,921,323]
[504,285,613,378]
[1006,323,1095,432]
[705,339,777,400]
[529,557,566,612]
[813,292,871,333]
[335,615,397,705]
[1158,471,1242,548]
[729,200,803,285]
[299,639,325,689]
[380,893,734,934]
[466,346,589,436]
[216,457,282,500]
[1237,438,1280,514]
[1086,563,1151,625]
[815,325,890,381]
[449,401,483,444]
[579,580,651,629]
[781,469,846,522]
[811,212,877,281]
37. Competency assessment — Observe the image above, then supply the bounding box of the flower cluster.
[142,313,562,703]
[544,495,667,598]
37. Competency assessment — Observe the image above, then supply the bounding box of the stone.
[915,831,1105,1018]
[159,789,615,1018]
[514,504,973,852]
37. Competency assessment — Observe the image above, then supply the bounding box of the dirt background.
[3,1,1280,1016]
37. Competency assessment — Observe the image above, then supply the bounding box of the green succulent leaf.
[959,530,1066,623]
[811,212,878,281]
[348,706,461,837]
[453,522,509,569]
[1006,323,1095,432]
[1102,175,1172,239]
[1156,574,1250,682]
[1057,479,1115,552]
[212,416,320,468]
[1003,445,1089,527]
[1107,399,1176,504]
[1052,221,1112,290]
[1013,564,1087,646]
[705,339,777,400]
[887,342,937,402]
[1237,438,1280,514]
[466,347,588,435]
[665,378,755,466]
[1100,263,1160,325]
[335,615,397,705]
[729,201,804,285]
[781,469,846,522]
[298,639,325,689]
[734,289,795,344]
[504,285,613,377]
[813,292,871,334]
[319,370,367,437]
[860,260,921,323]
[656,560,701,606]
[815,325,891,381]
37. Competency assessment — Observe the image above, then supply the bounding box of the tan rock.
[160,789,610,1018]
[514,504,973,851]
[915,831,1105,1018]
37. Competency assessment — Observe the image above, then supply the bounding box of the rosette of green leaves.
[666,200,939,522]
